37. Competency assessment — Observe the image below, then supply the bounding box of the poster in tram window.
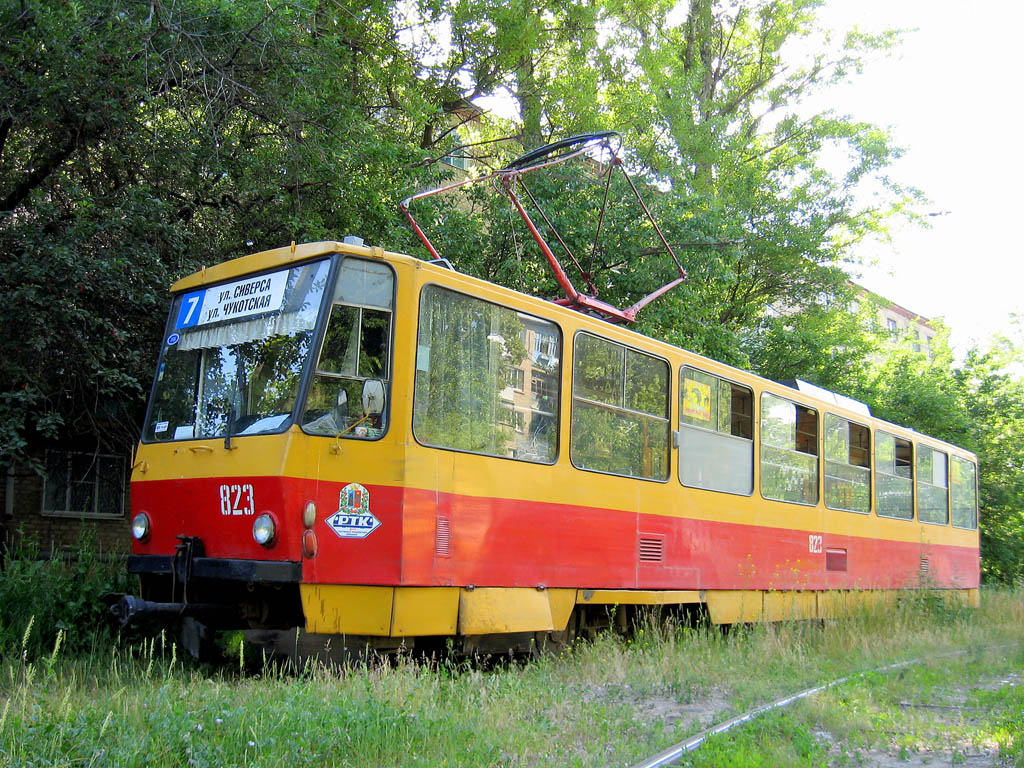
[683,377,712,423]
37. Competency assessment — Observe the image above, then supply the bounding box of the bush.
[0,530,134,657]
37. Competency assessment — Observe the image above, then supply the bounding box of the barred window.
[43,451,125,518]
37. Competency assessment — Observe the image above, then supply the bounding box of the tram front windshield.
[143,259,330,442]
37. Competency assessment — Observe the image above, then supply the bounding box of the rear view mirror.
[362,379,385,416]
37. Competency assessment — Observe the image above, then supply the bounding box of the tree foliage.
[1,0,444,460]
[0,0,912,459]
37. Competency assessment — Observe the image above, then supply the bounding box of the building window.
[533,333,558,363]
[507,367,525,392]
[441,132,471,171]
[531,373,555,406]
[886,318,898,334]
[43,451,125,518]
[513,411,525,433]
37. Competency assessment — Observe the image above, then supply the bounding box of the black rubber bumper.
[128,555,302,583]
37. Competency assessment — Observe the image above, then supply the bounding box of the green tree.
[621,0,914,363]
[956,341,1024,584]
[0,0,446,464]
[409,1,915,369]
[743,285,881,394]
[858,331,1024,584]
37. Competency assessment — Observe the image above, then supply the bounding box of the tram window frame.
[916,444,950,526]
[412,284,562,465]
[301,257,396,441]
[823,413,872,514]
[143,256,334,444]
[570,332,671,482]
[950,456,979,530]
[678,367,754,496]
[759,392,820,506]
[875,431,914,520]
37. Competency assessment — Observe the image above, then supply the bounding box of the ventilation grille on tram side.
[435,516,451,557]
[638,535,665,563]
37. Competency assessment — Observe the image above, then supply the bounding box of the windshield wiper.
[225,403,235,449]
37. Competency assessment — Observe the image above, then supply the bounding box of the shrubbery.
[0,531,134,657]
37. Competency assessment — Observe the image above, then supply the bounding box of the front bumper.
[127,554,301,583]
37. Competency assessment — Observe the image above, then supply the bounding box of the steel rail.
[630,643,1020,768]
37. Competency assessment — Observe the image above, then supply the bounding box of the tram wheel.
[533,608,579,656]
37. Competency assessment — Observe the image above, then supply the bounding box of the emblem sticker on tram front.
[325,483,381,539]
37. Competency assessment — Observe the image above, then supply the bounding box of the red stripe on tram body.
[131,477,980,591]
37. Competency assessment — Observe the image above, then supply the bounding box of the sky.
[814,0,1024,355]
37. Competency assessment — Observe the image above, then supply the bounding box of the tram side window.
[875,432,913,519]
[679,368,753,495]
[571,334,669,480]
[302,259,393,439]
[760,393,819,505]
[413,286,560,463]
[951,456,979,529]
[916,446,949,525]
[824,414,871,514]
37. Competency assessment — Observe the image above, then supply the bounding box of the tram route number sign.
[325,482,381,539]
[175,269,288,329]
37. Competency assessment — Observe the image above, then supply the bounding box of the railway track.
[631,644,1021,768]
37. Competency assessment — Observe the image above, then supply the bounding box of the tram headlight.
[303,500,317,529]
[131,512,151,542]
[252,513,277,547]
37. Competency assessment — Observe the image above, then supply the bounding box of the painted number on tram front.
[808,534,823,554]
[219,484,255,516]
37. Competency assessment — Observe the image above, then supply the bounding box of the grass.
[0,589,1021,767]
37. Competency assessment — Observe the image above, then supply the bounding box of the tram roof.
[169,240,975,461]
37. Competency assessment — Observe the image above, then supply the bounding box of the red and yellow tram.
[120,237,980,653]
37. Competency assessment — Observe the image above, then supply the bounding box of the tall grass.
[0,530,134,657]
[0,588,1020,767]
